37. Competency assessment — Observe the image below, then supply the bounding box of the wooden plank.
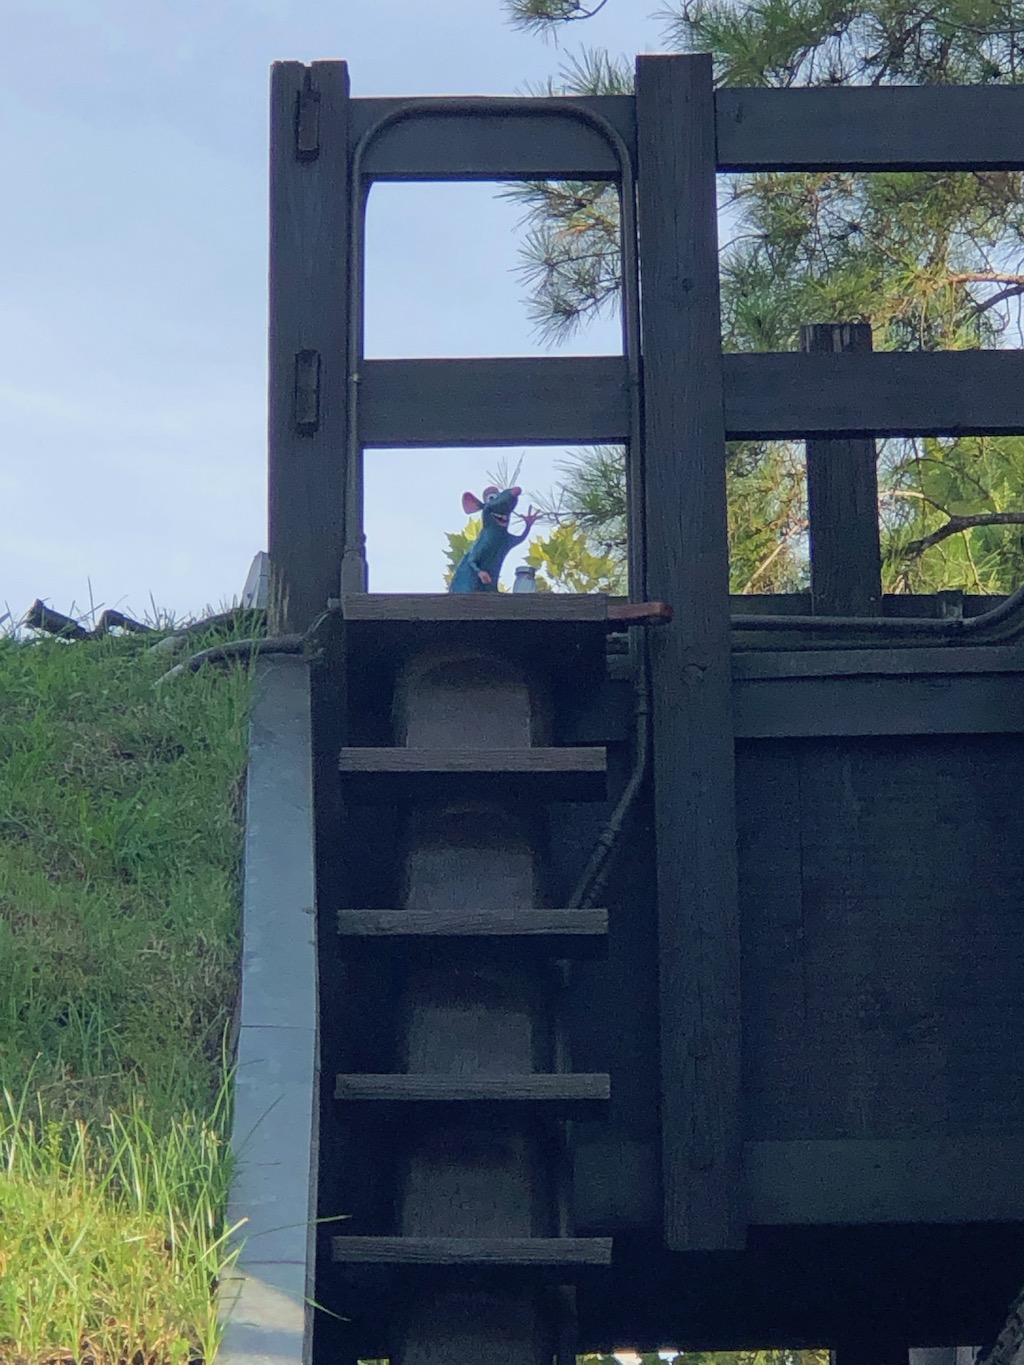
[802,324,882,615]
[334,1073,610,1109]
[332,1236,613,1266]
[833,1344,909,1365]
[268,61,350,632]
[735,744,808,1158]
[768,735,1024,1148]
[723,350,1024,439]
[362,351,1024,447]
[360,356,629,447]
[341,591,607,622]
[337,749,605,802]
[733,673,1024,737]
[746,1138,1024,1223]
[716,85,1024,171]
[636,52,744,1251]
[351,94,634,180]
[729,591,1007,618]
[734,645,1024,678]
[338,747,605,772]
[336,906,608,946]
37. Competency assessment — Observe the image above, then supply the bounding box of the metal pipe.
[731,578,1024,643]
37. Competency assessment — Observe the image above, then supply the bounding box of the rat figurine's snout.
[449,485,540,593]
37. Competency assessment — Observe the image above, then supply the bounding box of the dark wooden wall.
[273,58,1024,1357]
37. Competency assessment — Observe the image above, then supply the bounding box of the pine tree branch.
[972,283,1024,316]
[900,511,1024,559]
[504,0,609,32]
[737,519,809,593]
[948,271,1024,287]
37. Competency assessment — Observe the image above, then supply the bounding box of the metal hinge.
[295,79,320,161]
[294,349,321,434]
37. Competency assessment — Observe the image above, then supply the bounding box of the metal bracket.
[295,81,321,161]
[293,349,321,434]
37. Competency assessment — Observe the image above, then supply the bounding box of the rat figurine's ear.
[481,486,500,501]
[462,491,484,514]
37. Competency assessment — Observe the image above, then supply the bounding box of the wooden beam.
[341,591,607,622]
[359,350,1024,449]
[350,95,634,180]
[337,746,607,802]
[832,1344,908,1365]
[334,1073,610,1111]
[636,52,744,1251]
[733,645,1024,678]
[723,349,1024,438]
[336,906,608,952]
[360,356,629,447]
[732,671,1024,738]
[802,324,882,615]
[746,1138,1024,1223]
[716,85,1024,170]
[268,61,350,632]
[332,1236,613,1266]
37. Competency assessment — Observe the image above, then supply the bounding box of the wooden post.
[268,62,350,633]
[801,322,882,615]
[635,53,744,1251]
[833,1343,908,1365]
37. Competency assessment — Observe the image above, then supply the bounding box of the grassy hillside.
[0,622,255,1364]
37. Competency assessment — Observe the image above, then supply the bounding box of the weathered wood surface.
[336,906,608,946]
[351,87,1024,180]
[268,61,349,632]
[746,1137,1024,1224]
[339,746,604,775]
[716,85,1024,170]
[831,1343,910,1365]
[358,351,1024,448]
[334,1073,610,1108]
[729,591,1006,618]
[733,672,1024,737]
[637,52,743,1251]
[360,356,628,447]
[341,591,607,622]
[351,95,633,180]
[332,1236,613,1266]
[724,349,1024,438]
[738,735,1024,1152]
[802,324,882,615]
[733,646,1024,677]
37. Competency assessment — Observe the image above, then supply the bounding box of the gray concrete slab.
[221,657,319,1365]
[219,1262,307,1365]
[238,658,319,1031]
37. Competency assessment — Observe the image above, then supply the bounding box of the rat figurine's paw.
[477,570,493,585]
[519,505,541,531]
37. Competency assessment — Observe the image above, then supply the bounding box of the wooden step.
[334,1073,610,1114]
[337,746,606,802]
[338,592,611,680]
[341,593,670,629]
[342,593,608,624]
[336,907,608,958]
[331,1235,613,1267]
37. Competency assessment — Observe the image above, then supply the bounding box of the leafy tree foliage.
[502,0,1024,595]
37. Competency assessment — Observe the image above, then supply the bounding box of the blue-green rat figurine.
[449,485,540,593]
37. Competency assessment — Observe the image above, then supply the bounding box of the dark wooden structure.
[267,55,1024,1363]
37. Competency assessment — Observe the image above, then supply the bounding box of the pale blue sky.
[0,0,665,622]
